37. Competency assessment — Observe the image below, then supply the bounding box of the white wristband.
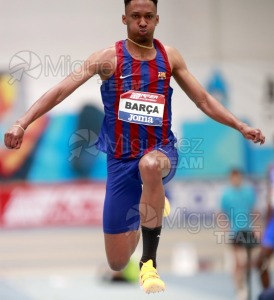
[12,124,25,132]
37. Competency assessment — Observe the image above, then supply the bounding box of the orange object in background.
[0,72,49,178]
[0,74,17,119]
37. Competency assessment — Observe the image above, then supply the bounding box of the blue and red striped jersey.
[96,39,176,159]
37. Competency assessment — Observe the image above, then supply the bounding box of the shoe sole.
[140,281,166,294]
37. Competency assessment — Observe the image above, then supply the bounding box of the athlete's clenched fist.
[4,124,25,149]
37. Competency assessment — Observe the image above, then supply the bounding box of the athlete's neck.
[127,38,154,50]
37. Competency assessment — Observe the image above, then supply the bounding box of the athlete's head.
[124,0,158,8]
[122,0,159,44]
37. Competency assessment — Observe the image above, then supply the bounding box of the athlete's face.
[230,172,243,187]
[122,0,159,43]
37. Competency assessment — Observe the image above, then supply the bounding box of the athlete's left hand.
[240,124,265,145]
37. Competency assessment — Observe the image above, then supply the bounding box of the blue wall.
[175,118,274,179]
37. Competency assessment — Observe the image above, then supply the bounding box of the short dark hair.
[230,168,243,176]
[124,0,158,8]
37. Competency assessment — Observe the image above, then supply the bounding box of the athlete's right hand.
[4,125,25,149]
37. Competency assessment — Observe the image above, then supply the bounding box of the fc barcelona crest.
[158,72,166,80]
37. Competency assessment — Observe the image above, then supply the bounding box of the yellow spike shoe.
[139,259,165,294]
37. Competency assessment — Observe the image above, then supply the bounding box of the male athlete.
[4,0,265,294]
[257,164,274,290]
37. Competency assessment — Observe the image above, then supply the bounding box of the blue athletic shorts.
[262,216,274,249]
[103,144,178,234]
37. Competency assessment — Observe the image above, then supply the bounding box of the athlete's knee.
[108,257,129,271]
[139,155,162,179]
[104,231,140,271]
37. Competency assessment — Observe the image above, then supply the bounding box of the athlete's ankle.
[140,226,161,269]
[139,258,157,269]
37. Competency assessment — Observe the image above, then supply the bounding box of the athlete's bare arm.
[166,46,265,145]
[4,46,116,149]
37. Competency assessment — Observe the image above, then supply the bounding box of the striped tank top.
[96,39,176,159]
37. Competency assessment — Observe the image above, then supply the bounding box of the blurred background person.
[257,163,274,290]
[220,169,257,300]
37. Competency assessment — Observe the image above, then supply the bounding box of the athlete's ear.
[156,15,159,25]
[122,15,127,25]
